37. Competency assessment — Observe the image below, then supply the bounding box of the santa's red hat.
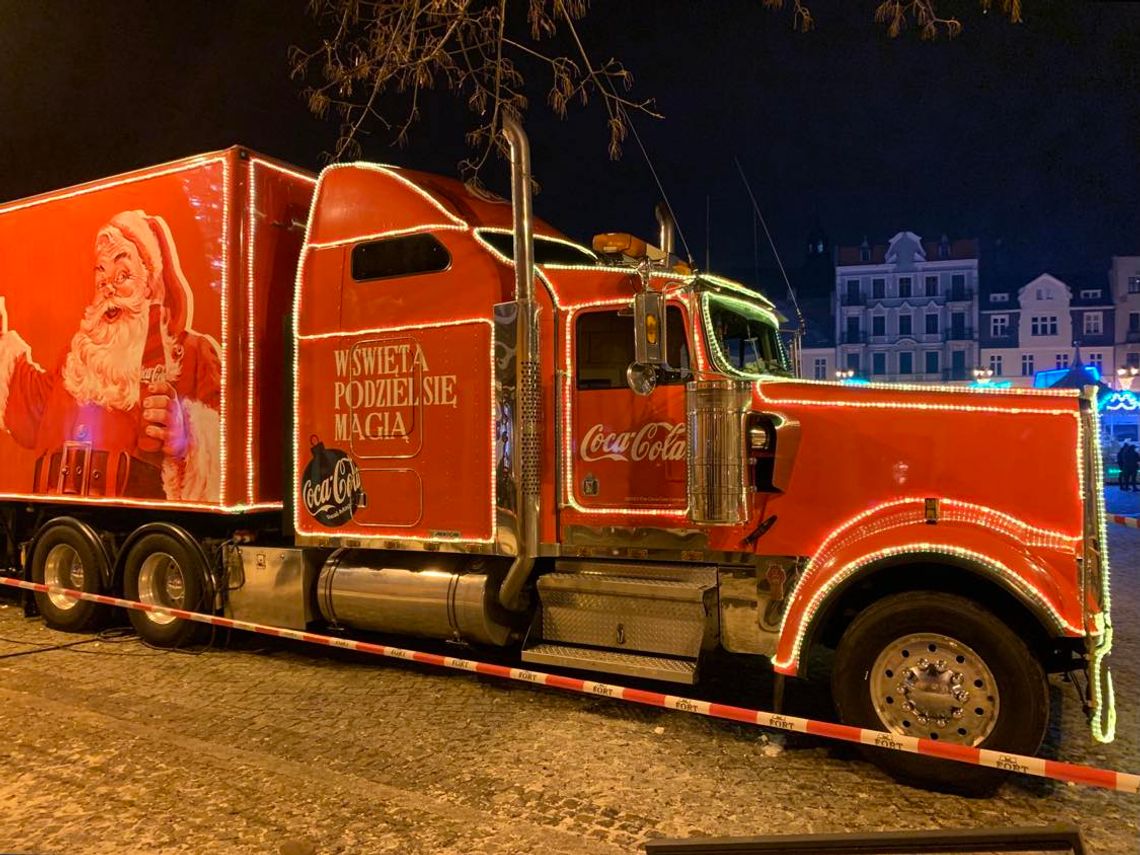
[99,210,194,335]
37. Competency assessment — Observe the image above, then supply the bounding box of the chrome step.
[534,572,715,659]
[521,643,698,684]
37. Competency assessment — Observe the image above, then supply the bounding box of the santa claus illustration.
[0,210,221,502]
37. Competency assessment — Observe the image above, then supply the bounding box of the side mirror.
[633,291,666,365]
[626,362,658,396]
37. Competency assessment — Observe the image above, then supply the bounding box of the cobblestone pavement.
[0,526,1137,855]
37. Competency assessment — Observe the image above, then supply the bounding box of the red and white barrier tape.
[1110,515,1140,529]
[2,575,1136,795]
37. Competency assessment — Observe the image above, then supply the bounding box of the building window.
[952,274,966,288]
[813,357,827,380]
[846,353,860,372]
[1021,354,1035,376]
[925,313,939,335]
[1056,353,1070,369]
[1128,353,1140,368]
[1089,352,1104,371]
[872,352,886,375]
[845,280,862,303]
[989,354,1003,376]
[898,314,913,336]
[1080,289,1101,300]
[860,246,871,262]
[990,315,1009,337]
[939,242,950,259]
[1128,277,1140,294]
[1130,312,1140,332]
[991,293,1009,303]
[1036,287,1053,300]
[1083,312,1103,336]
[872,315,886,336]
[899,352,913,374]
[872,278,885,299]
[924,351,940,375]
[1031,316,1058,336]
[898,278,912,299]
[925,276,939,297]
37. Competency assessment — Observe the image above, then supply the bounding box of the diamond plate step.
[521,643,698,684]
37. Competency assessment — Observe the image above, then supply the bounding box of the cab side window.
[576,307,690,390]
[352,233,451,282]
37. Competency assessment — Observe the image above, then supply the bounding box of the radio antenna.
[734,156,804,335]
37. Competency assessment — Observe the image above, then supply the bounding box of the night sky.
[1,1,1136,293]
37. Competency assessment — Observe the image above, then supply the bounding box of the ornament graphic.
[301,435,366,527]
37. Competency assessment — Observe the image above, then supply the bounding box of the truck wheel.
[30,522,112,632]
[122,532,211,647]
[832,591,1048,795]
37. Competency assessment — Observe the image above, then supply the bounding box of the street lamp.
[972,367,994,385]
[835,369,856,381]
[1117,366,1139,391]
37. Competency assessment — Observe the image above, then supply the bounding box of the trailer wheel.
[30,522,112,632]
[122,531,211,647]
[831,591,1049,795]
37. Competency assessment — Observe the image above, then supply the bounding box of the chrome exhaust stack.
[498,114,541,611]
[655,202,675,260]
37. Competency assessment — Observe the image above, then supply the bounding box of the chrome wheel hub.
[43,544,84,611]
[869,632,999,745]
[137,553,185,626]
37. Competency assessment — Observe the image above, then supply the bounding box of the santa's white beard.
[61,299,148,409]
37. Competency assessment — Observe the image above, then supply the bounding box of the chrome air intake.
[686,379,753,525]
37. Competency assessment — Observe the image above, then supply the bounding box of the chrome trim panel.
[226,546,324,630]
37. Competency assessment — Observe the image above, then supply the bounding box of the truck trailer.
[0,122,1114,791]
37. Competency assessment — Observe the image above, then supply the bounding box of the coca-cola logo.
[579,421,686,463]
[301,438,366,527]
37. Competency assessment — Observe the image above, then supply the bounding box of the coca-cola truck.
[0,122,1114,790]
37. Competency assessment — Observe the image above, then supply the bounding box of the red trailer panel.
[0,148,314,512]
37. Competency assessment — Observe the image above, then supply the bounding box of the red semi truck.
[0,123,1115,790]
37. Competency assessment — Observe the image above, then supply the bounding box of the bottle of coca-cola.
[137,302,166,457]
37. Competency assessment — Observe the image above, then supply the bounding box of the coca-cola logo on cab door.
[579,422,686,463]
[301,436,366,527]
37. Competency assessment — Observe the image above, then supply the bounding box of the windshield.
[477,231,598,265]
[703,294,789,378]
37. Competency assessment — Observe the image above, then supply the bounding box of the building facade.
[980,272,1116,388]
[1111,256,1140,372]
[831,231,980,383]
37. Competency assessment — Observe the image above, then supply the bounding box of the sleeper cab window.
[576,306,690,390]
[351,233,451,282]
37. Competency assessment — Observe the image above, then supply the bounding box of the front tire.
[30,522,112,632]
[832,591,1049,795]
[122,531,211,647]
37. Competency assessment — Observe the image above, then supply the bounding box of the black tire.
[832,591,1049,795]
[122,531,211,647]
[30,522,112,632]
